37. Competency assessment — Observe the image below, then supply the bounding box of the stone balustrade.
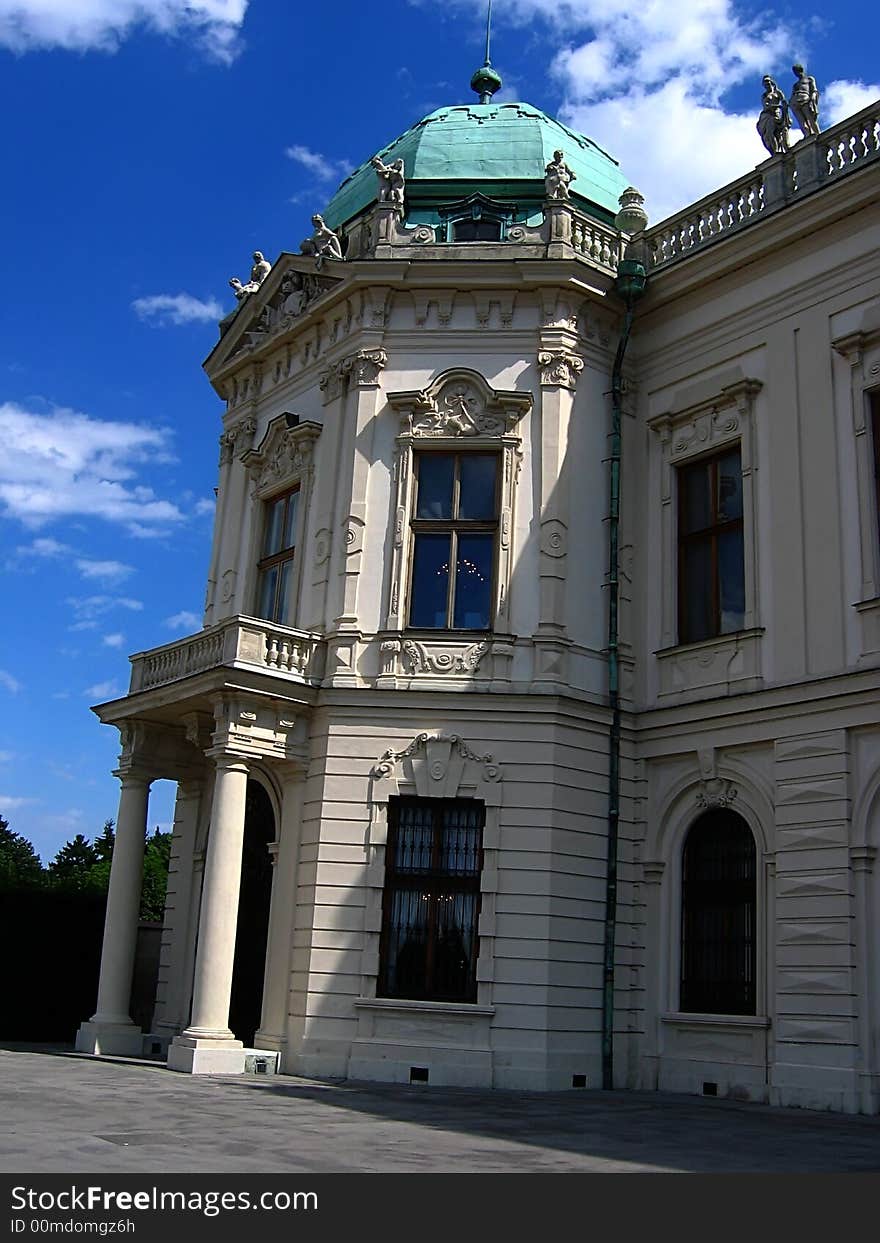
[646,98,880,269]
[129,616,325,693]
[570,210,621,271]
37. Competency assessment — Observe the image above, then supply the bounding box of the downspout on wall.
[602,189,649,1091]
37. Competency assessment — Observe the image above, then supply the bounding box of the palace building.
[76,62,880,1113]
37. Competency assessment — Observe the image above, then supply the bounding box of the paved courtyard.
[2,1044,879,1173]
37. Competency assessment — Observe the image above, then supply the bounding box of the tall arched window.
[680,809,756,1015]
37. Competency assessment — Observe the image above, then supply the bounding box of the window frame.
[676,446,745,645]
[255,485,300,624]
[377,795,484,1004]
[406,450,500,632]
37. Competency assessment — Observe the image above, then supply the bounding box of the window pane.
[434,890,478,1000]
[441,803,482,874]
[458,456,498,520]
[681,462,711,534]
[263,497,286,556]
[680,538,714,642]
[718,527,745,632]
[453,218,502,241]
[416,455,454,519]
[276,558,294,623]
[256,565,278,620]
[410,533,451,628]
[282,492,299,549]
[717,450,743,522]
[453,534,493,629]
[394,803,435,872]
[383,888,429,998]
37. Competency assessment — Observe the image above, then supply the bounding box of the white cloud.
[102,633,126,648]
[18,536,72,557]
[68,595,144,629]
[285,144,351,182]
[0,401,183,535]
[164,609,200,631]
[194,497,215,515]
[0,794,36,810]
[75,558,134,584]
[0,670,21,694]
[84,679,120,700]
[447,0,880,223]
[132,292,224,326]
[0,1,249,63]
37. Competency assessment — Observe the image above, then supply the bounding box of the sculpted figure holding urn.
[229,250,272,301]
[544,149,576,200]
[371,155,406,208]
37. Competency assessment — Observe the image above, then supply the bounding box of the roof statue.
[789,63,820,138]
[371,156,406,209]
[229,250,272,301]
[545,149,576,200]
[757,76,791,156]
[300,214,344,264]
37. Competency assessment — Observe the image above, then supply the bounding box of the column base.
[75,1020,144,1057]
[167,1034,246,1075]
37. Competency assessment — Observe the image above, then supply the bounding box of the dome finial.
[470,0,502,103]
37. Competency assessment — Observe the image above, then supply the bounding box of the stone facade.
[77,98,880,1112]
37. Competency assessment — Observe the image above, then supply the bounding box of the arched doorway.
[228,779,275,1046]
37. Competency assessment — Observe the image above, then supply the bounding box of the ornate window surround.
[832,308,880,662]
[359,732,504,1012]
[647,375,763,698]
[241,415,322,628]
[383,369,532,667]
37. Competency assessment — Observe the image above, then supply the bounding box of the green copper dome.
[321,101,630,231]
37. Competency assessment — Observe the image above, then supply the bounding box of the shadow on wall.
[0,890,160,1041]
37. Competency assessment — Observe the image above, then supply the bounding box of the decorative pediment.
[388,368,532,439]
[372,732,503,801]
[243,414,322,495]
[208,256,346,374]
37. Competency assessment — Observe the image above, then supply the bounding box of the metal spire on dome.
[470,0,502,104]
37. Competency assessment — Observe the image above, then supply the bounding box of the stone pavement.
[1,1044,878,1173]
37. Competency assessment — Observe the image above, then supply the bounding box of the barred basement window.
[378,797,484,1003]
[255,487,299,623]
[680,809,756,1016]
[408,452,498,630]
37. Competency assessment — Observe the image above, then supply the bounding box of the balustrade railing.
[645,98,879,269]
[570,211,621,270]
[130,616,325,692]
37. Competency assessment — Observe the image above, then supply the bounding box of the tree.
[0,816,43,891]
[140,827,172,922]
[47,834,99,891]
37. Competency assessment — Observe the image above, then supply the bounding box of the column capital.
[537,348,584,389]
[206,750,251,773]
[111,768,153,790]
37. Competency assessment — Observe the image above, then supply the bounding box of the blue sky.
[1,0,877,862]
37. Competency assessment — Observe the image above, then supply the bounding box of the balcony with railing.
[645,99,880,269]
[129,616,326,694]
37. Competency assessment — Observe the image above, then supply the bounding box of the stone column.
[168,754,249,1074]
[75,771,152,1056]
[255,762,306,1053]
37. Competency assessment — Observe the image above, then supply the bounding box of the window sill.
[662,1012,769,1029]
[654,627,764,698]
[355,997,495,1018]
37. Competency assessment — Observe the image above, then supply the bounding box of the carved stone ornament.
[388,368,532,439]
[537,349,584,389]
[402,638,489,675]
[300,214,343,264]
[696,778,739,809]
[229,263,341,360]
[243,416,322,494]
[218,414,257,465]
[318,348,387,403]
[373,731,501,784]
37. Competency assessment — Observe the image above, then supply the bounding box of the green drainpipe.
[602,254,647,1091]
